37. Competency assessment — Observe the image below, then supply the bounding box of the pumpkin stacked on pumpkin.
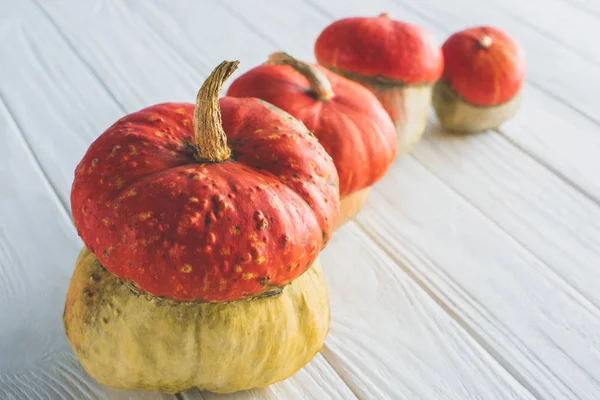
[65,61,339,393]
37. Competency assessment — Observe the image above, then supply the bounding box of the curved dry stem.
[193,60,239,163]
[268,52,334,101]
[479,35,493,49]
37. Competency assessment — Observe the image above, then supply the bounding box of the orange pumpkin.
[433,26,526,132]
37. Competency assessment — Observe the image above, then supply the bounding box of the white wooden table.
[2,1,599,399]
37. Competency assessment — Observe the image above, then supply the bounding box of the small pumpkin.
[227,52,397,228]
[65,61,339,393]
[315,13,443,154]
[432,26,526,132]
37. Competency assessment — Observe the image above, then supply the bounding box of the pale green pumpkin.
[432,81,522,133]
[63,248,330,394]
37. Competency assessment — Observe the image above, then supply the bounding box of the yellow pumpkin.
[63,248,330,394]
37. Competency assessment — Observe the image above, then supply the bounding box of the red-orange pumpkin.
[70,61,339,303]
[315,13,443,154]
[227,52,397,227]
[432,26,526,132]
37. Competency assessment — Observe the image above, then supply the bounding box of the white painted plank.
[413,121,600,307]
[0,94,172,400]
[0,1,124,206]
[357,157,600,400]
[319,223,532,400]
[558,0,600,18]
[181,355,356,400]
[502,0,600,64]
[470,0,600,64]
[0,0,353,398]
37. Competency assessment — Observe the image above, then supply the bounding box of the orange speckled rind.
[71,98,339,302]
[315,14,443,84]
[441,26,526,106]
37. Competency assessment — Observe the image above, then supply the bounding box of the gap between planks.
[351,217,543,399]
[0,92,73,227]
[493,6,600,69]
[550,0,600,20]
[407,150,600,319]
[492,127,600,209]
[29,0,128,114]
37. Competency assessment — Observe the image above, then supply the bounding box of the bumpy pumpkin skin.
[433,26,526,132]
[64,248,330,394]
[315,14,443,154]
[70,98,339,303]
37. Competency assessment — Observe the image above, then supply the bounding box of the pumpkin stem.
[267,52,334,102]
[193,60,239,163]
[478,35,493,49]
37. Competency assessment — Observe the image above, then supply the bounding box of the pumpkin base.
[326,67,432,155]
[337,187,370,229]
[432,81,522,133]
[63,248,330,394]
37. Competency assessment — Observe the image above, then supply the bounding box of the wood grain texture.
[319,223,533,400]
[561,0,600,17]
[356,157,600,400]
[482,0,600,64]
[413,121,600,307]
